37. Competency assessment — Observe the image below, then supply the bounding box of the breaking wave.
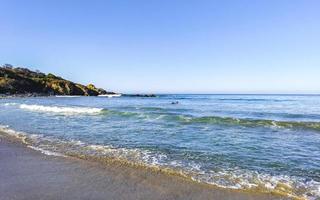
[19,104,104,115]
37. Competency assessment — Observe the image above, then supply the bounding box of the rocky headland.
[0,64,114,96]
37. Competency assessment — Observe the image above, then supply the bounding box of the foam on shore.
[0,124,318,200]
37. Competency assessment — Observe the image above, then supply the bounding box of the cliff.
[0,64,112,96]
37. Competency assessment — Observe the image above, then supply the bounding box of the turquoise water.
[0,95,320,199]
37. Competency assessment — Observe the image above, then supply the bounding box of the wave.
[0,124,318,199]
[133,112,320,132]
[105,109,320,132]
[175,115,320,131]
[19,104,104,115]
[217,98,292,102]
[4,102,320,132]
[116,106,191,113]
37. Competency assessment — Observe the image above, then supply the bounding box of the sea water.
[0,95,319,199]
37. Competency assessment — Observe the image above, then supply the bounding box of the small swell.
[177,116,320,131]
[101,109,320,132]
[217,98,291,102]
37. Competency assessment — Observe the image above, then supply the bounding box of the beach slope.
[0,135,286,200]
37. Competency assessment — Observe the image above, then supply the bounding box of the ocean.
[0,94,319,199]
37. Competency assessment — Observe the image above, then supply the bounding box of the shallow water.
[0,95,320,199]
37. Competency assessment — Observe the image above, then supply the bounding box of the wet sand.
[0,134,287,200]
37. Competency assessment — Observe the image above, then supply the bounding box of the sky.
[1,0,320,94]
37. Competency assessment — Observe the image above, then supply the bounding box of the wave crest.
[19,104,104,115]
[178,116,320,131]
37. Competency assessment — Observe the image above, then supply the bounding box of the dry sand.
[0,134,288,200]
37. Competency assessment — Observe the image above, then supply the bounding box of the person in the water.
[171,101,179,104]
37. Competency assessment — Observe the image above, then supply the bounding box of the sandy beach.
[0,133,287,200]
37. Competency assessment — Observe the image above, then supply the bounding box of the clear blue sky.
[1,0,320,94]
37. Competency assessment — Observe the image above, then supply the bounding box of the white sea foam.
[19,104,104,115]
[2,102,17,106]
[0,124,65,157]
[98,94,121,98]
[27,146,65,157]
[0,125,29,143]
[192,168,320,199]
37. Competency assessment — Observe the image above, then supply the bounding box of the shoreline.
[0,132,287,200]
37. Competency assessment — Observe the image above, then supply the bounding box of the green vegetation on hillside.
[0,64,111,96]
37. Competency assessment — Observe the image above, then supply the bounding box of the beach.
[0,132,286,200]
